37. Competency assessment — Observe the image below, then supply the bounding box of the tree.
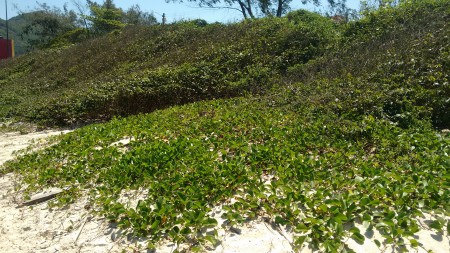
[325,0,359,21]
[21,3,78,49]
[167,0,327,18]
[72,0,90,30]
[86,1,158,34]
[86,0,125,34]
[360,0,404,13]
[19,0,158,50]
[123,5,158,26]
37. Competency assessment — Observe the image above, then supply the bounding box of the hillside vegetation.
[0,2,448,129]
[1,1,449,252]
[0,10,337,126]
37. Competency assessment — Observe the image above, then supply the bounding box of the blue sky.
[1,0,360,23]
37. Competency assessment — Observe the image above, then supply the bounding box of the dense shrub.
[0,10,335,126]
[285,0,449,129]
[1,1,448,128]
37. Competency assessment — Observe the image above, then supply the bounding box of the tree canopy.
[86,0,125,34]
[20,3,78,49]
[19,0,157,50]
[85,0,157,34]
[166,0,351,18]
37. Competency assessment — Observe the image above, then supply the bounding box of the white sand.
[0,131,448,252]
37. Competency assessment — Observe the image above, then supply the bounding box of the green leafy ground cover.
[1,0,449,252]
[2,97,449,252]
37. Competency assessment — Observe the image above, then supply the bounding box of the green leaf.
[204,235,218,246]
[360,198,369,206]
[319,204,328,212]
[374,239,381,248]
[378,219,395,228]
[349,227,360,234]
[386,211,395,219]
[147,241,156,249]
[409,239,419,248]
[181,227,191,235]
[204,217,218,227]
[336,222,344,235]
[429,220,442,231]
[362,213,371,221]
[151,219,160,229]
[275,216,289,225]
[296,223,309,232]
[351,232,365,245]
[334,213,348,222]
[295,236,307,248]
[191,245,203,252]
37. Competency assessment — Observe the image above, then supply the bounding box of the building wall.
[0,38,14,59]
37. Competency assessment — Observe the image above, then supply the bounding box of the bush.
[285,0,449,129]
[0,13,337,126]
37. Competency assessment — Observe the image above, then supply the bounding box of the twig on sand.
[262,217,295,251]
[75,215,91,243]
[16,188,65,208]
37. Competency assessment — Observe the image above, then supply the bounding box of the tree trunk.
[238,1,248,19]
[276,0,284,17]
[244,0,256,18]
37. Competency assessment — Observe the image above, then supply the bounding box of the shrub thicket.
[286,0,449,129]
[0,11,335,126]
[0,1,448,128]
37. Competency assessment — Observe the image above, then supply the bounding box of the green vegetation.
[0,11,336,126]
[166,0,353,19]
[1,0,449,252]
[0,1,157,54]
[290,0,450,129]
[3,97,449,252]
